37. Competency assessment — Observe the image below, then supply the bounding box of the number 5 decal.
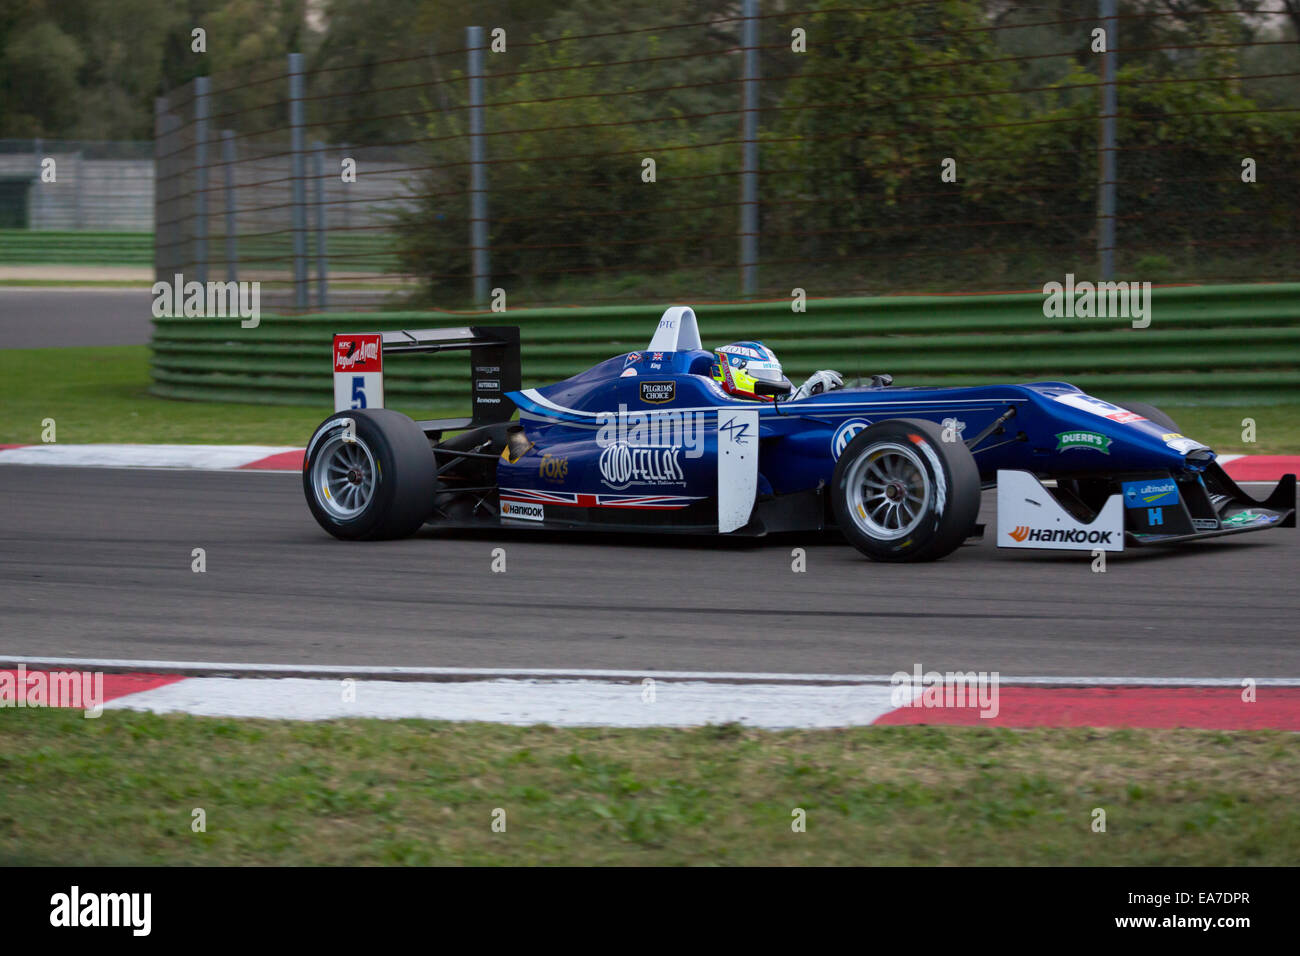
[334,333,384,412]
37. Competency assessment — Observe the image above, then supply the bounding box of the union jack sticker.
[499,488,703,510]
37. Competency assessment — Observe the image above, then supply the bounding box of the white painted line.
[0,444,301,470]
[105,676,912,728]
[5,655,1300,686]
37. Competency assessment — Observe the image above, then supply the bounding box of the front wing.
[997,466,1296,552]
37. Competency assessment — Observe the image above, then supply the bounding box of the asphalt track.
[2,465,1297,678]
[0,287,153,347]
[0,287,430,349]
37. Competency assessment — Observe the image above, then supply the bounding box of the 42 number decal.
[719,417,751,445]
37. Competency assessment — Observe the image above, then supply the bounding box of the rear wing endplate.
[333,325,520,437]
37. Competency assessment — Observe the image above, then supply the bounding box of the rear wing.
[333,325,520,437]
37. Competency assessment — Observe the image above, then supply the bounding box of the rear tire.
[303,409,435,540]
[831,418,981,562]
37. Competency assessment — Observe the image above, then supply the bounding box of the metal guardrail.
[149,284,1300,409]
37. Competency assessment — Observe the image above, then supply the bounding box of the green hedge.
[0,230,153,266]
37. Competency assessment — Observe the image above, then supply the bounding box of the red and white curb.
[1,445,1296,480]
[0,443,303,471]
[3,658,1299,730]
[1213,454,1300,481]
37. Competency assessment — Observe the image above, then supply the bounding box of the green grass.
[1161,404,1300,456]
[1,709,1296,865]
[0,346,459,445]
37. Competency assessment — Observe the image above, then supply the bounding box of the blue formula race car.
[303,307,1295,561]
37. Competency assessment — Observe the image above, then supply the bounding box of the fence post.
[467,26,490,306]
[74,149,85,229]
[739,0,760,297]
[1098,0,1117,280]
[31,137,42,228]
[154,96,182,282]
[289,52,309,310]
[194,75,210,286]
[153,99,166,280]
[339,142,352,230]
[312,140,328,309]
[221,130,238,282]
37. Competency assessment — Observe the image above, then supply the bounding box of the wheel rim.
[311,432,378,520]
[844,441,931,540]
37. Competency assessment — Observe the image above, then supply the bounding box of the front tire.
[832,418,981,562]
[303,409,435,540]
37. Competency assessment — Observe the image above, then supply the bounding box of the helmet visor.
[744,360,786,386]
[743,358,791,395]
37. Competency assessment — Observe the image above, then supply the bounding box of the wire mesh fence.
[152,0,1300,313]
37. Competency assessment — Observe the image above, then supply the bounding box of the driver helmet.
[711,341,792,400]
